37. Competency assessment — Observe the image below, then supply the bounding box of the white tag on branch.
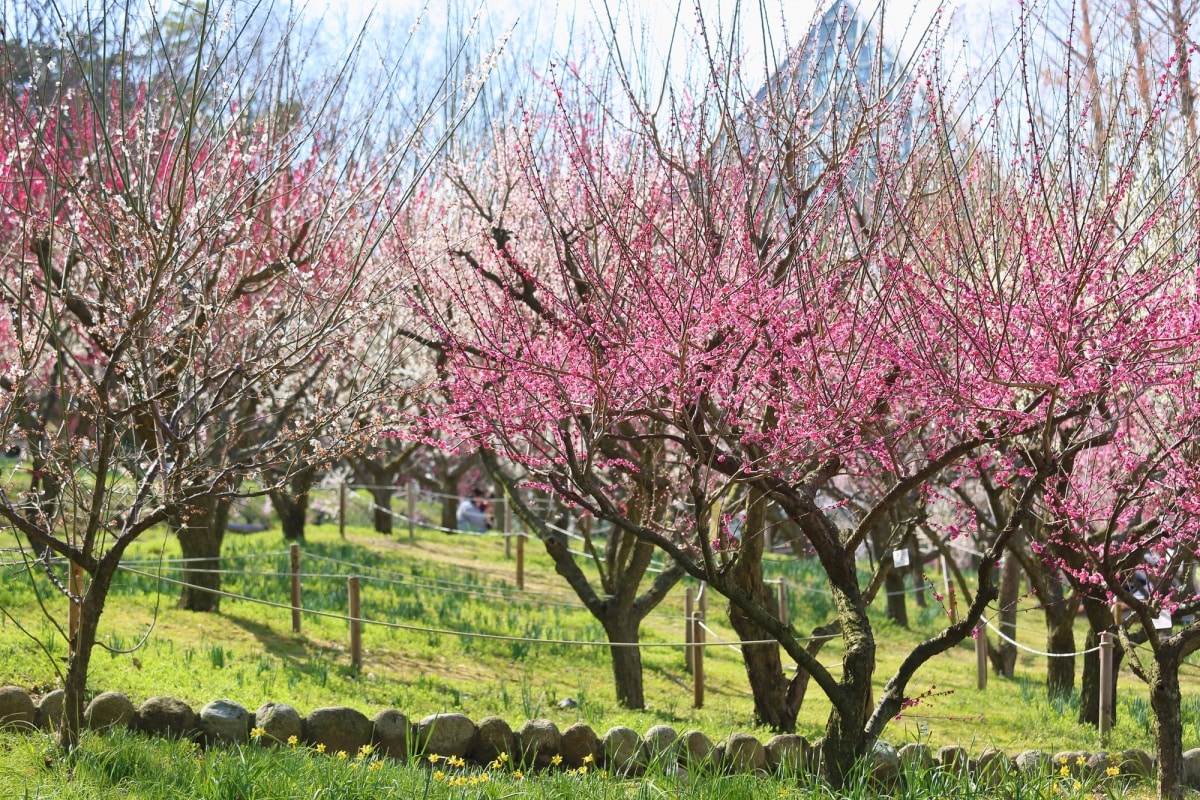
[892,548,910,568]
[1154,611,1173,630]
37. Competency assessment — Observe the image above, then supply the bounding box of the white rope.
[982,617,1100,657]
[696,620,744,654]
[946,539,987,558]
[114,565,781,648]
[303,551,577,600]
[121,551,289,565]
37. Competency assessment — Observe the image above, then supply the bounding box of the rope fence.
[2,486,1176,724]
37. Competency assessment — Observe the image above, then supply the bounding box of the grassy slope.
[1,511,1198,758]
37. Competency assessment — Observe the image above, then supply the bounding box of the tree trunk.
[727,490,796,730]
[1045,601,1076,698]
[269,489,309,541]
[883,568,908,628]
[59,566,114,749]
[993,552,1020,677]
[370,486,395,534]
[1151,650,1185,800]
[441,476,458,531]
[601,613,644,710]
[909,539,926,608]
[1078,599,1122,727]
[176,496,230,612]
[819,655,873,788]
[818,591,876,788]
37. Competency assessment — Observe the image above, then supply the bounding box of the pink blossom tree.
[410,2,1200,790]
[0,2,480,747]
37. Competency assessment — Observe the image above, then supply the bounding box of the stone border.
[0,685,1175,786]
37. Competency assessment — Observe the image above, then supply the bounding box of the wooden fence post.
[684,586,694,673]
[1099,631,1114,744]
[338,483,347,539]
[348,576,362,672]
[975,628,987,689]
[516,533,525,590]
[407,481,416,540]
[289,543,302,634]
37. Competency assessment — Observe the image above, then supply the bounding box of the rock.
[1083,751,1115,780]
[35,689,64,731]
[415,713,476,760]
[937,745,970,776]
[371,709,408,760]
[135,696,196,739]
[806,738,824,773]
[1015,750,1051,776]
[765,734,808,774]
[200,699,250,745]
[560,722,601,768]
[976,748,1013,786]
[517,718,562,768]
[1118,749,1155,779]
[304,706,374,757]
[602,726,644,774]
[665,764,689,781]
[641,725,678,764]
[255,703,302,747]
[557,697,579,709]
[898,742,934,773]
[1183,748,1200,789]
[676,730,713,767]
[85,691,135,731]
[1185,750,1200,791]
[475,716,516,764]
[722,732,766,773]
[0,686,36,730]
[870,740,900,786]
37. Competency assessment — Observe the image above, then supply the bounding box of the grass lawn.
[0,495,1195,797]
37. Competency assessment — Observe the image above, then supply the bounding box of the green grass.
[0,726,1153,800]
[1,499,1197,764]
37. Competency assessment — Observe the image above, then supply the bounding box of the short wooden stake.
[289,543,302,634]
[407,481,416,540]
[692,611,705,709]
[684,586,695,673]
[348,576,362,671]
[1099,631,1114,743]
[777,581,789,629]
[338,483,347,539]
[516,533,525,590]
[975,629,987,690]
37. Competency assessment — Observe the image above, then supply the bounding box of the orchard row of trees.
[6,1,1200,799]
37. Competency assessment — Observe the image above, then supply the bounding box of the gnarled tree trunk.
[369,486,396,534]
[728,490,796,730]
[600,612,645,709]
[176,496,231,612]
[1044,586,1077,698]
